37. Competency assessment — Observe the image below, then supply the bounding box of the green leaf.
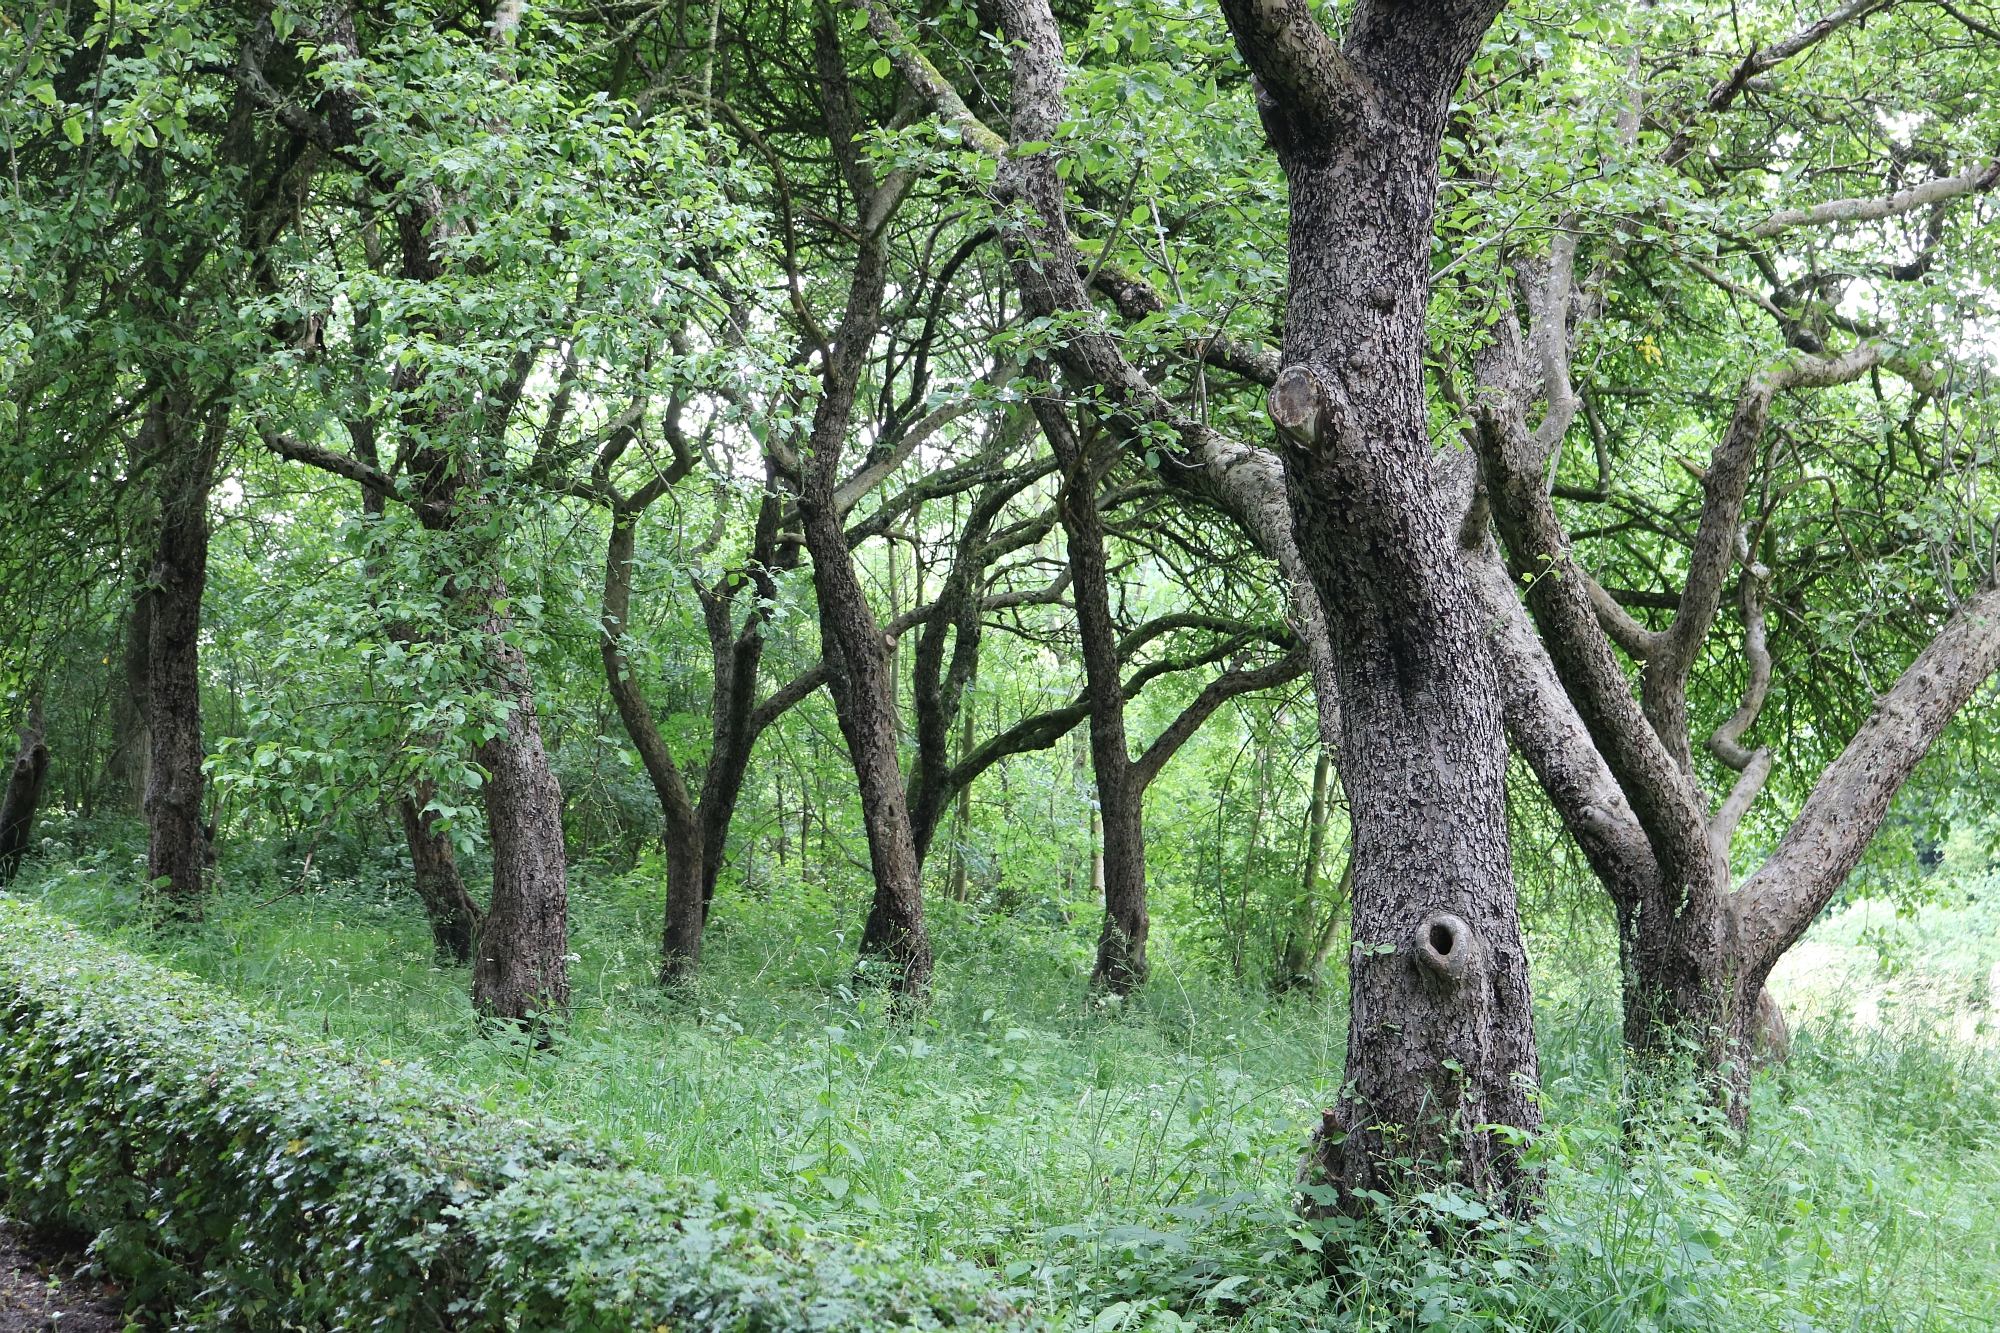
[872,56,892,79]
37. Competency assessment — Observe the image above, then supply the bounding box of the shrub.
[0,896,1026,1332]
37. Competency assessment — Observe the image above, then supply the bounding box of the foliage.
[0,893,1027,1332]
[12,847,2000,1332]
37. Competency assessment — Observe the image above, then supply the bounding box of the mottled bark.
[1464,224,2000,1115]
[470,608,570,1022]
[0,703,50,885]
[1218,0,1538,1206]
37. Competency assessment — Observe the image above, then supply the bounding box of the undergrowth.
[9,824,2000,1332]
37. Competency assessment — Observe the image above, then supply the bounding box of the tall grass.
[10,829,2000,1332]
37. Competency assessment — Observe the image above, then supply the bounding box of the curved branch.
[1130,649,1307,790]
[1735,578,2000,967]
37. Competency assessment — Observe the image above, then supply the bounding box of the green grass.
[11,829,2000,1332]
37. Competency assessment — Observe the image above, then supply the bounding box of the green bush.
[0,896,1026,1332]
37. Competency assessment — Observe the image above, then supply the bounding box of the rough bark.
[393,171,568,1021]
[1462,206,1999,1115]
[1217,0,1539,1206]
[141,394,224,915]
[353,396,485,966]
[0,703,50,885]
[470,607,571,1022]
[803,376,933,997]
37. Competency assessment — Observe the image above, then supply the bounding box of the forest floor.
[10,832,2000,1332]
[0,1219,126,1333]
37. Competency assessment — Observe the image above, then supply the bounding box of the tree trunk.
[601,511,706,982]
[108,593,152,814]
[1277,749,1334,991]
[1034,391,1149,992]
[354,412,486,966]
[694,489,789,909]
[790,17,932,1000]
[396,788,482,963]
[142,395,223,915]
[1220,0,1538,1206]
[0,702,50,885]
[470,603,571,1023]
[948,676,976,901]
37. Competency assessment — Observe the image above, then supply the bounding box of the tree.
[1438,0,2000,1111]
[0,702,49,885]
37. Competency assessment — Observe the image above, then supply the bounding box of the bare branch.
[834,360,1017,514]
[1753,160,2000,237]
[853,0,1012,157]
[1131,649,1307,790]
[1662,0,1894,164]
[1707,551,1774,771]
[1462,533,1664,903]
[260,428,394,495]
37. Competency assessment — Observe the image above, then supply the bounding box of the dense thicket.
[2,0,1997,1214]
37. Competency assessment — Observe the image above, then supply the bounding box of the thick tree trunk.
[470,604,571,1023]
[1220,0,1537,1206]
[0,703,50,885]
[801,500,933,995]
[142,396,223,915]
[396,788,482,963]
[1035,393,1150,992]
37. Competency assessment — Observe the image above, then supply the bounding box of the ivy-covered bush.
[0,897,1025,1332]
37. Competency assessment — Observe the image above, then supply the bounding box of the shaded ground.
[0,1219,125,1333]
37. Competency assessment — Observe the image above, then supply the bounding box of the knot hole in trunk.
[1413,912,1477,988]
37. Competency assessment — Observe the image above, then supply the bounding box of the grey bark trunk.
[796,253,932,998]
[355,419,485,966]
[469,604,571,1022]
[1220,0,1538,1206]
[395,185,570,1022]
[0,702,49,885]
[794,16,932,1000]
